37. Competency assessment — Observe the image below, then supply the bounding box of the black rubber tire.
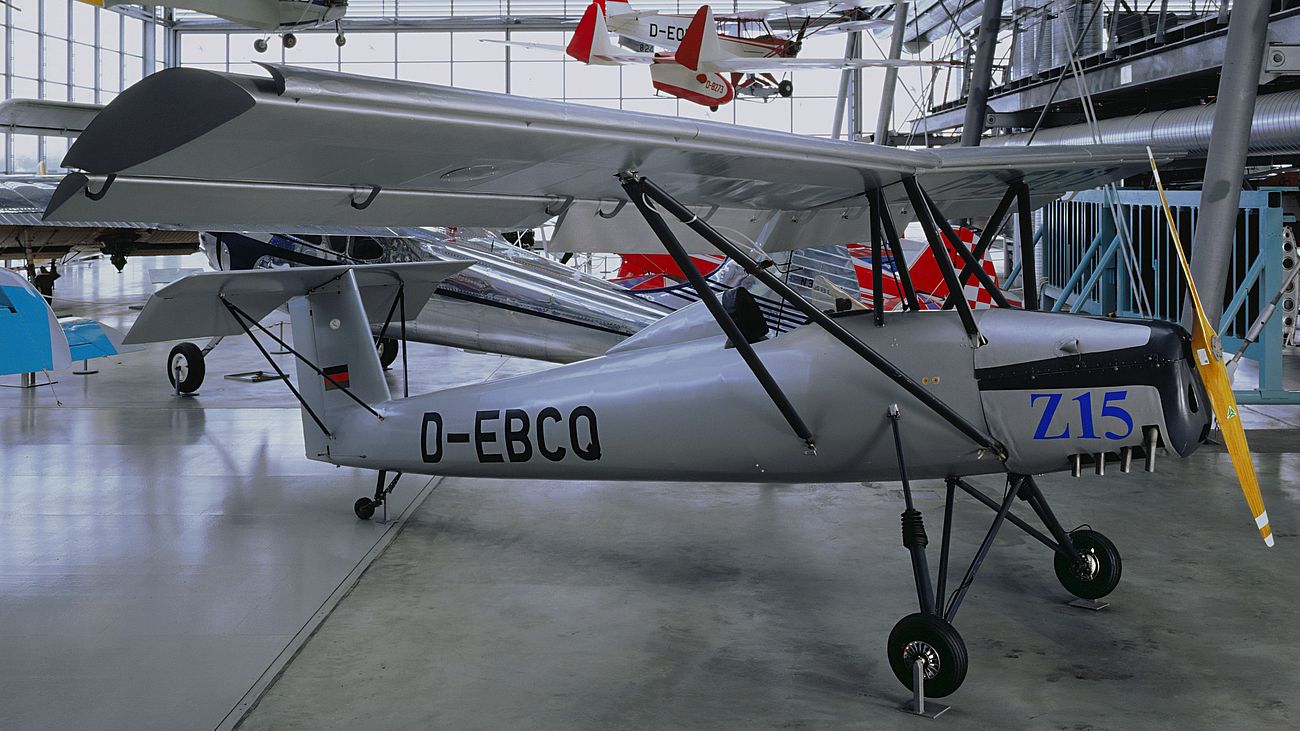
[376,337,400,370]
[354,497,376,521]
[336,34,348,47]
[887,613,968,698]
[778,79,794,98]
[709,105,719,112]
[1054,529,1122,600]
[166,342,205,394]
[283,33,297,49]
[254,38,268,54]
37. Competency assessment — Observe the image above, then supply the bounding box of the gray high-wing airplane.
[45,64,1274,701]
[79,0,348,52]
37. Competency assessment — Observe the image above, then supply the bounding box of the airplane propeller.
[1147,147,1275,548]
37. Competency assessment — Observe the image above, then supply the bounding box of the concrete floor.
[0,255,545,730]
[6,253,1300,730]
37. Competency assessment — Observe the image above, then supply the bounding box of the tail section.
[676,5,723,72]
[124,261,473,459]
[597,0,634,16]
[567,3,621,63]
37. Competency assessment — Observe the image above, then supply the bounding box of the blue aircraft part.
[62,319,121,361]
[0,280,64,375]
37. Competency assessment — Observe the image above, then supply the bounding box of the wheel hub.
[1072,548,1100,581]
[171,355,189,381]
[901,640,941,679]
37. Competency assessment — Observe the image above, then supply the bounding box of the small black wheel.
[887,613,968,698]
[283,33,298,49]
[167,342,205,394]
[709,105,719,112]
[778,79,794,98]
[376,336,400,369]
[254,38,269,54]
[336,34,348,47]
[354,497,376,520]
[1054,529,1122,600]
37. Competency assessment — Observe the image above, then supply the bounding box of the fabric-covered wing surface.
[44,64,1174,254]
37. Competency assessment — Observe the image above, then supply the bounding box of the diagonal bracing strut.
[619,171,1006,461]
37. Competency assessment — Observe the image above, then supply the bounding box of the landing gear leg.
[336,20,347,47]
[885,405,968,702]
[355,470,402,521]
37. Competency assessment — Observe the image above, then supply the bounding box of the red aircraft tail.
[566,3,602,63]
[676,5,722,72]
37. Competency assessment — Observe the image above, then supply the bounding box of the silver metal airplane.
[78,0,349,52]
[45,64,1274,703]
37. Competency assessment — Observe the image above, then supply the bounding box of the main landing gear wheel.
[778,79,794,98]
[254,38,269,53]
[376,336,400,370]
[336,34,347,47]
[1054,529,1122,600]
[887,613,968,698]
[167,342,205,394]
[283,33,298,49]
[354,497,377,521]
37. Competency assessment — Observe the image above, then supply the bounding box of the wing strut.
[619,171,1007,460]
[620,172,818,454]
[945,184,1020,310]
[917,186,1011,309]
[901,175,985,345]
[877,196,922,312]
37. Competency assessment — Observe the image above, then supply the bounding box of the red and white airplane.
[495,0,939,109]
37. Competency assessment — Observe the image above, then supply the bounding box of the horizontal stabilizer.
[61,318,143,361]
[125,261,473,344]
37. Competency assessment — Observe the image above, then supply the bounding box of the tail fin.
[596,0,634,16]
[677,5,722,72]
[125,261,472,458]
[568,3,621,63]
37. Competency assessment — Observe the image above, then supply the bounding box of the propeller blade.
[1147,147,1274,547]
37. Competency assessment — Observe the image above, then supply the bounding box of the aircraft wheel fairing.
[887,613,968,698]
[376,337,399,370]
[354,497,376,521]
[1054,529,1122,600]
[166,342,205,394]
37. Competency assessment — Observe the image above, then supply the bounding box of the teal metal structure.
[1041,187,1298,405]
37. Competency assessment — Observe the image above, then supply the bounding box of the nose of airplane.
[1140,319,1212,457]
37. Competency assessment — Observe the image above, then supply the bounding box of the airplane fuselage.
[314,309,1209,484]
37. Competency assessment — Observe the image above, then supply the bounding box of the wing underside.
[43,64,1178,254]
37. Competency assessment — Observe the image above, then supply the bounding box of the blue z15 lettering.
[1031,390,1132,441]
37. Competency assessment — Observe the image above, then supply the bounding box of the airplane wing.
[0,99,104,138]
[718,0,895,22]
[90,0,284,31]
[704,57,957,72]
[43,64,1178,255]
[479,39,655,64]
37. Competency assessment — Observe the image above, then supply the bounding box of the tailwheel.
[778,79,794,98]
[354,497,376,521]
[167,342,205,394]
[1054,529,1122,600]
[887,613,968,698]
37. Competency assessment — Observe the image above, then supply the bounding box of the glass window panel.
[792,96,836,136]
[397,32,450,62]
[510,61,564,99]
[451,62,505,92]
[98,48,121,92]
[123,54,143,86]
[72,1,96,44]
[12,134,38,173]
[43,81,69,102]
[12,29,39,78]
[451,32,505,62]
[229,33,276,64]
[43,36,69,85]
[395,62,451,86]
[71,85,95,103]
[14,0,39,32]
[100,12,120,51]
[339,62,395,79]
[181,35,227,65]
[44,0,70,39]
[71,42,95,87]
[788,68,843,98]
[504,32,564,62]
[564,61,620,99]
[11,76,38,97]
[341,32,395,62]
[735,98,792,132]
[43,136,69,172]
[280,31,338,63]
[124,17,143,57]
[621,97,678,116]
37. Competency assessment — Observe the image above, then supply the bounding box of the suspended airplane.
[44,64,1276,701]
[493,0,931,109]
[78,0,348,52]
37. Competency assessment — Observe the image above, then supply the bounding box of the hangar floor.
[3,255,1298,730]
